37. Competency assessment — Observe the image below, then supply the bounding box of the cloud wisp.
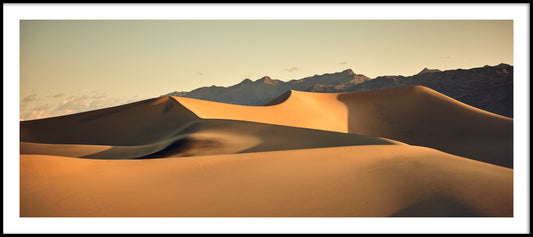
[20,94,39,116]
[284,67,299,73]
[49,93,65,98]
[21,94,38,104]
[20,92,140,121]
[21,104,50,121]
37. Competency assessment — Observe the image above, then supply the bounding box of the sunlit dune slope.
[337,86,513,168]
[173,86,513,167]
[21,119,397,159]
[20,145,512,217]
[174,90,349,133]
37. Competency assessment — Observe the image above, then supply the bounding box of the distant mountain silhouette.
[164,64,513,118]
[164,69,371,106]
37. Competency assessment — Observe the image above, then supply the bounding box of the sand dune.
[21,119,397,159]
[19,86,513,217]
[20,96,199,146]
[338,86,513,168]
[174,86,513,168]
[20,145,512,217]
[174,90,349,133]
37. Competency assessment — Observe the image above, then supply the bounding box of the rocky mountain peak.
[342,69,355,75]
[257,76,276,84]
[417,68,441,75]
[239,78,253,84]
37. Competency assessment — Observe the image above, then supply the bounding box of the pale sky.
[19,19,513,120]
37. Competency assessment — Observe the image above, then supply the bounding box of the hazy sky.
[19,20,513,120]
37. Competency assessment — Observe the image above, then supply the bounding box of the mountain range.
[164,64,513,118]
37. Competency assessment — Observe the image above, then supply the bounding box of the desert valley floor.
[19,86,513,217]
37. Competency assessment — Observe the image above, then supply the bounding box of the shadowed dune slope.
[20,97,199,146]
[20,145,512,217]
[21,119,398,159]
